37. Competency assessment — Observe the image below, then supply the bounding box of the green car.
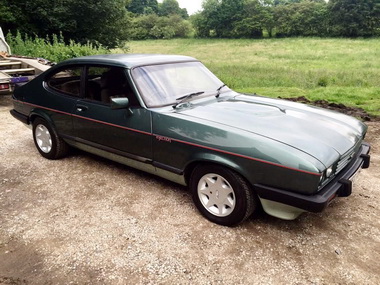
[10,54,371,226]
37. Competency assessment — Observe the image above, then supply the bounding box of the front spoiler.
[254,142,371,213]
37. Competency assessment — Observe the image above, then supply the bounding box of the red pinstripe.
[14,99,321,177]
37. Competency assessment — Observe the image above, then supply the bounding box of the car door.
[72,65,152,161]
[43,65,83,137]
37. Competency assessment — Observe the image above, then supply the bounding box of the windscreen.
[132,61,225,107]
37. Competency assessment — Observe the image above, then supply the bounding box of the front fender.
[183,151,244,184]
[153,110,324,194]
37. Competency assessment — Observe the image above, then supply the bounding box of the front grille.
[336,149,355,174]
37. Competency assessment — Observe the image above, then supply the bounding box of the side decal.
[155,135,172,143]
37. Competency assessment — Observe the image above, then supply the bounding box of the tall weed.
[5,31,120,63]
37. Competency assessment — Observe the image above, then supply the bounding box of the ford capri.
[10,54,371,226]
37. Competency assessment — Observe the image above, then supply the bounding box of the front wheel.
[32,118,69,159]
[190,165,257,226]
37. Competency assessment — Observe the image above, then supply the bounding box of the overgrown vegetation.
[192,0,380,38]
[0,0,129,48]
[6,32,112,63]
[128,38,380,116]
[128,0,188,18]
[128,0,192,39]
[129,14,192,40]
[2,0,379,44]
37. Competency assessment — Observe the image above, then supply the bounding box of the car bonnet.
[174,94,367,166]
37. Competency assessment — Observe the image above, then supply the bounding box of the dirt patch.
[281,96,378,122]
[1,95,380,284]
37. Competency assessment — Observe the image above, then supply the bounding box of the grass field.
[127,38,380,116]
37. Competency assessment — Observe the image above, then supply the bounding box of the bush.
[5,31,121,62]
[129,14,192,40]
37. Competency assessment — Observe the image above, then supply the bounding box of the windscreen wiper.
[215,84,226,98]
[173,91,205,109]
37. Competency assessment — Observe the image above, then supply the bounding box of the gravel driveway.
[1,95,379,285]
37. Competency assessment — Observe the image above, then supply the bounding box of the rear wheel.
[190,164,257,226]
[32,118,69,159]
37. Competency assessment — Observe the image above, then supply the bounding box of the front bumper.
[254,142,371,213]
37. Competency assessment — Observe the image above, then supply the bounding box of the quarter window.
[47,66,82,97]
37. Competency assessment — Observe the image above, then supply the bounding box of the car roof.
[58,54,198,69]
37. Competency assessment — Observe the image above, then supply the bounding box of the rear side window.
[47,66,82,97]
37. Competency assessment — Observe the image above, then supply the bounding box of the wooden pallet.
[1,67,35,74]
[0,61,22,67]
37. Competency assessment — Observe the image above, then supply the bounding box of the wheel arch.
[30,111,70,159]
[183,153,248,187]
[29,109,55,128]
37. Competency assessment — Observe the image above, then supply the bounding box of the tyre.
[190,164,257,226]
[32,118,69,159]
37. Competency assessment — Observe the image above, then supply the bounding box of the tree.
[0,0,130,48]
[128,0,158,14]
[192,0,380,38]
[217,0,245,37]
[260,1,276,37]
[129,13,191,39]
[66,0,130,47]
[158,0,189,18]
[274,1,328,37]
[272,0,325,5]
[233,0,265,38]
[273,0,301,4]
[328,0,380,37]
[191,0,220,37]
[192,0,246,38]
[0,0,16,27]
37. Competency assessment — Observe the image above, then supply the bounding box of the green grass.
[125,38,380,116]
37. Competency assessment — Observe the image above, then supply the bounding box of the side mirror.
[111,97,129,109]
[111,97,133,115]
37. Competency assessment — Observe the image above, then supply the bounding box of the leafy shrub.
[129,14,192,40]
[5,31,122,62]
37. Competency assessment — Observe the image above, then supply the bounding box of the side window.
[85,66,111,103]
[85,66,139,106]
[47,66,82,97]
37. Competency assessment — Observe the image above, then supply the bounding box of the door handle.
[76,105,88,112]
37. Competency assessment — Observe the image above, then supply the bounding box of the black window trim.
[44,64,86,98]
[82,64,141,107]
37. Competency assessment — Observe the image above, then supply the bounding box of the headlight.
[319,172,324,183]
[326,166,334,178]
